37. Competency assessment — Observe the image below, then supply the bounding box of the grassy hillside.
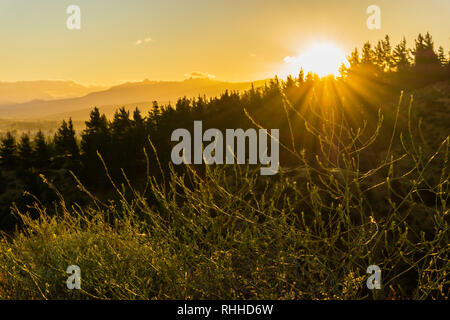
[0,32,449,298]
[0,86,447,299]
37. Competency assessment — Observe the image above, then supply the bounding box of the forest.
[0,33,448,299]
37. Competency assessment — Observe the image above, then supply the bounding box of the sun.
[284,43,349,77]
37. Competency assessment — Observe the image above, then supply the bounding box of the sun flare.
[284,43,349,77]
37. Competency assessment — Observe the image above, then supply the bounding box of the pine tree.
[344,48,361,78]
[424,32,434,51]
[283,75,296,91]
[338,62,348,78]
[148,101,161,130]
[131,107,148,168]
[297,68,305,85]
[54,118,79,167]
[361,42,374,65]
[378,35,393,72]
[348,48,360,67]
[0,132,18,168]
[360,42,379,77]
[392,37,411,71]
[81,107,110,184]
[111,108,132,138]
[33,130,50,168]
[413,32,440,68]
[81,107,110,159]
[374,40,385,70]
[305,72,315,84]
[110,107,134,171]
[437,46,447,66]
[133,107,144,125]
[18,134,33,168]
[84,108,108,135]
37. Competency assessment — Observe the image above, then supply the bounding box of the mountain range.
[0,80,105,105]
[0,78,267,120]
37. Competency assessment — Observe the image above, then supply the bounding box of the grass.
[0,93,448,300]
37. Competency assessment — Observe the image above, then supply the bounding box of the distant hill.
[0,80,106,104]
[0,78,267,120]
[47,101,166,121]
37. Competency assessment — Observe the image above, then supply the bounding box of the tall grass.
[0,93,448,299]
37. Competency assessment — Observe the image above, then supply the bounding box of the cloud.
[184,71,216,79]
[135,37,152,45]
[284,56,299,64]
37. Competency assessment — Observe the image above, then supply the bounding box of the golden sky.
[0,0,449,85]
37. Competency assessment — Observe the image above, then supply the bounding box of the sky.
[0,0,449,85]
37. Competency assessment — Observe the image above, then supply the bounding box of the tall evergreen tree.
[81,108,110,156]
[361,42,375,65]
[437,46,447,66]
[305,72,315,84]
[413,32,440,69]
[148,101,161,131]
[81,107,110,184]
[283,75,296,91]
[348,48,360,66]
[131,107,148,169]
[392,37,411,71]
[360,42,379,78]
[33,130,50,168]
[297,68,305,85]
[110,108,134,171]
[382,35,393,72]
[54,118,79,168]
[0,132,18,168]
[18,134,33,168]
[345,48,361,78]
[374,40,385,70]
[374,35,393,72]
